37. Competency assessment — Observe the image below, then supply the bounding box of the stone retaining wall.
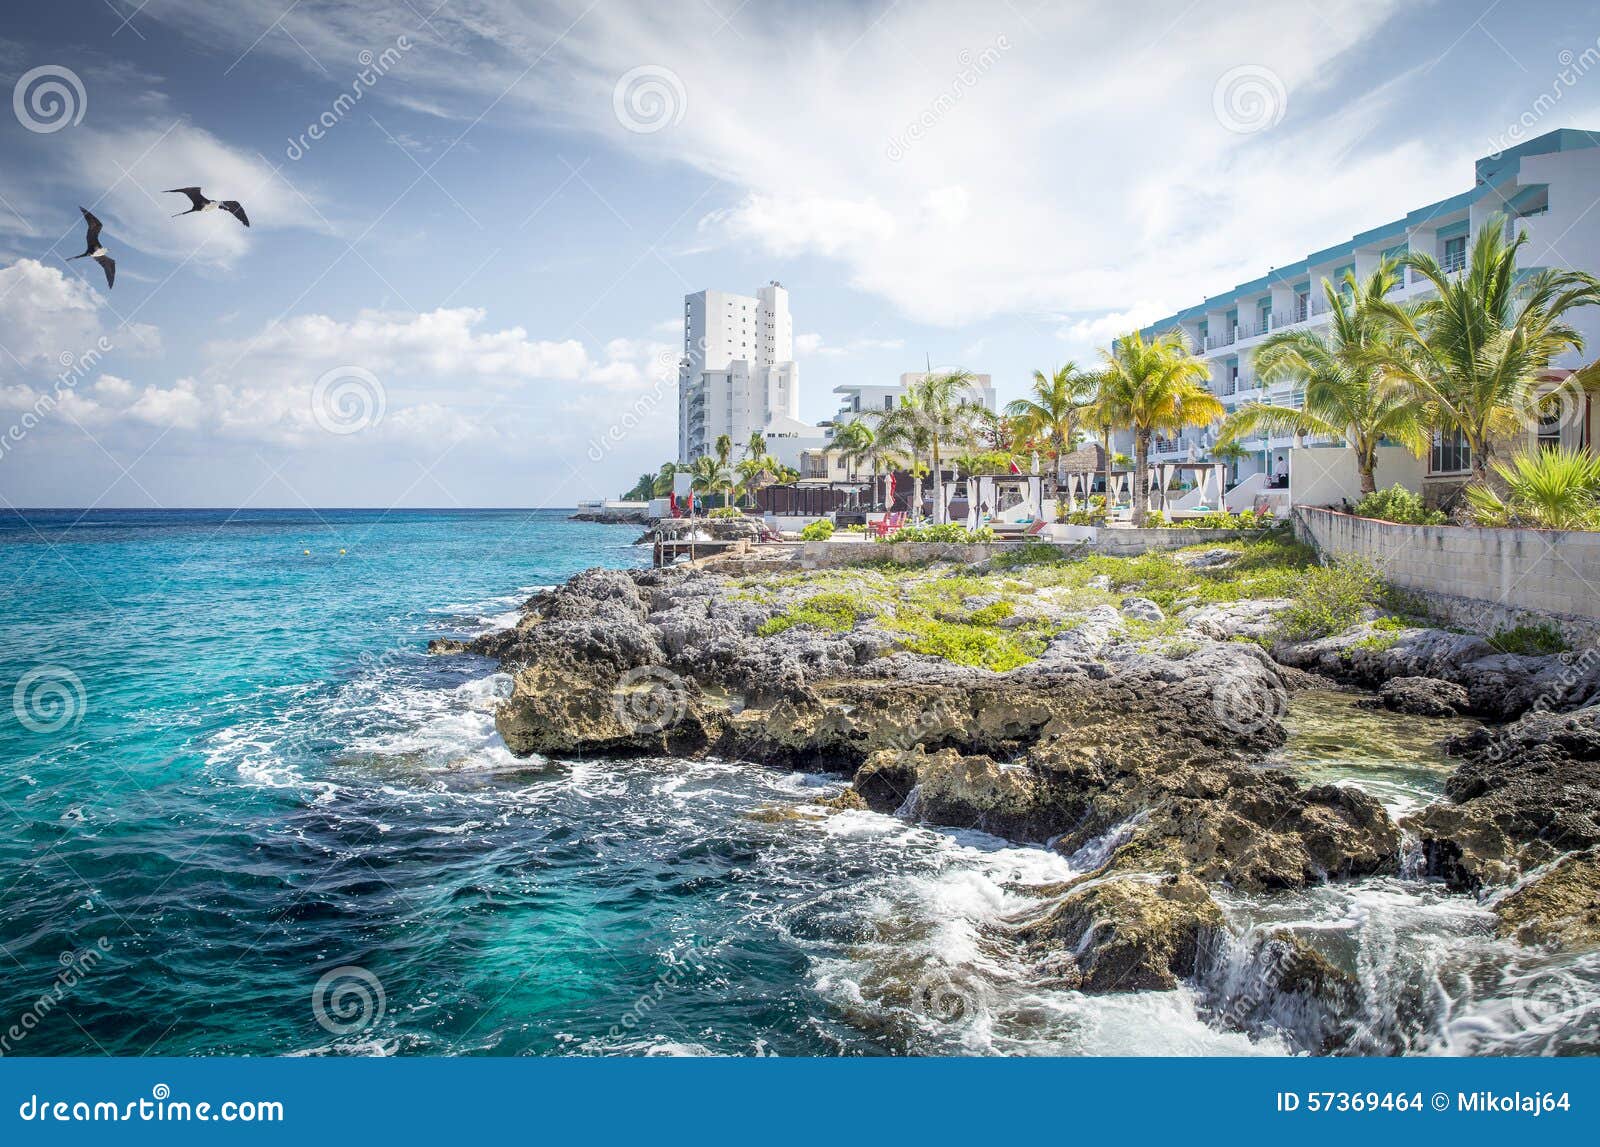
[787,528,1256,569]
[1294,506,1600,642]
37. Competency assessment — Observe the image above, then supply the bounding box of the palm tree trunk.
[931,440,943,524]
[1133,431,1151,527]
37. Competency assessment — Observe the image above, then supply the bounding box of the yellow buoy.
[303,549,310,556]
[339,549,346,555]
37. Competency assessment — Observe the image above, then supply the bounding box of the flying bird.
[68,207,115,289]
[165,187,249,227]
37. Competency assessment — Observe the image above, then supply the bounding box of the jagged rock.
[1202,930,1360,1054]
[494,660,714,758]
[1494,849,1600,951]
[427,638,470,655]
[1182,599,1293,642]
[1276,624,1600,721]
[1121,596,1165,623]
[1012,873,1224,992]
[1406,704,1600,890]
[1372,675,1470,718]
[1179,547,1241,570]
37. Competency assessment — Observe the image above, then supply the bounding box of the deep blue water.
[5,509,1594,1057]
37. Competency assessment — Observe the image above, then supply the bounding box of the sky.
[2,0,1600,509]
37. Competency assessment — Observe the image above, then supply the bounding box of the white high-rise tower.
[678,281,815,465]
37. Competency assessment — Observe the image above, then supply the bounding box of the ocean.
[2,508,1594,1056]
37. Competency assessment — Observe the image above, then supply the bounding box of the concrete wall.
[1289,445,1427,508]
[1294,506,1600,641]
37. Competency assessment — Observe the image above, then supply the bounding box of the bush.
[1488,622,1568,656]
[1465,448,1600,530]
[887,614,1040,671]
[990,540,1067,569]
[757,591,859,635]
[799,519,835,541]
[1278,559,1384,641]
[709,506,745,519]
[1061,508,1106,526]
[881,524,997,543]
[1353,484,1447,526]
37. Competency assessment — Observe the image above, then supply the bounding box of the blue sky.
[2,0,1599,508]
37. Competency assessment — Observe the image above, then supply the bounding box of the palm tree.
[686,454,731,520]
[651,462,679,497]
[1210,440,1250,487]
[1095,330,1224,525]
[735,454,775,508]
[1221,262,1431,496]
[622,472,655,501]
[887,370,986,523]
[1005,364,1097,488]
[1374,213,1600,486]
[834,418,906,510]
[745,431,766,460]
[712,434,736,508]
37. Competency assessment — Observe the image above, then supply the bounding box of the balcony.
[1202,329,1236,352]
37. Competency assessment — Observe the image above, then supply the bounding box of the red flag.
[669,493,679,518]
[1008,459,1021,474]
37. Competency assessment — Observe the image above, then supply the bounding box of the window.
[1294,291,1309,322]
[1430,429,1471,474]
[1443,236,1467,273]
[883,396,894,411]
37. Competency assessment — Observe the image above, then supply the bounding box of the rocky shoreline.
[431,539,1600,1041]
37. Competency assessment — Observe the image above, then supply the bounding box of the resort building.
[676,281,827,469]
[1116,127,1600,506]
[801,372,1000,483]
[832,373,997,425]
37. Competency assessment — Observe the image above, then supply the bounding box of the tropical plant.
[1005,363,1098,485]
[1093,330,1225,525]
[685,454,732,517]
[1221,262,1431,496]
[735,454,776,507]
[712,434,736,507]
[799,519,835,541]
[1463,446,1600,530]
[1351,484,1447,525]
[885,371,988,523]
[622,472,655,501]
[745,431,766,460]
[651,462,679,497]
[1374,214,1600,485]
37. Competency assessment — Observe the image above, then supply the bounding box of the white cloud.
[0,259,161,367]
[133,0,1460,329]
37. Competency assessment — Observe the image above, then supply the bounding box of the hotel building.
[676,281,826,468]
[1116,128,1600,501]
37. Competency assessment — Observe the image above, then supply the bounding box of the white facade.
[1114,129,1600,488]
[832,372,997,426]
[678,282,825,466]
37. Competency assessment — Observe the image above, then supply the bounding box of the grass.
[757,592,864,636]
[1488,622,1568,656]
[883,613,1046,671]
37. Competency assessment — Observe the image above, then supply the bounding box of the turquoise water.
[1,509,1127,1057]
[4,509,1595,1057]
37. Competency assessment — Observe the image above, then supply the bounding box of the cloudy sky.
[2,0,1598,508]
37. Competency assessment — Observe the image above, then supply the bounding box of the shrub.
[1465,448,1600,531]
[799,519,835,541]
[887,614,1040,671]
[1278,559,1384,641]
[757,591,859,635]
[1488,622,1568,656]
[881,524,997,543]
[1353,484,1447,526]
[990,541,1067,569]
[709,506,745,519]
[1061,508,1106,526]
[967,600,1015,625]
